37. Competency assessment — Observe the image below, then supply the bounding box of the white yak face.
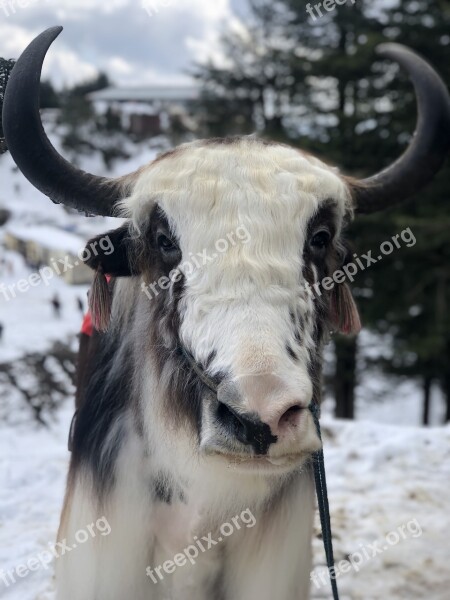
[121,137,353,474]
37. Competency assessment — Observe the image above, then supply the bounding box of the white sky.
[0,0,244,87]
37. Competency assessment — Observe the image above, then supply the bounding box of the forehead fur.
[115,137,353,370]
[120,137,352,229]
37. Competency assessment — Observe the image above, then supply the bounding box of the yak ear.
[83,225,138,333]
[329,240,361,335]
[83,224,137,277]
[330,283,361,335]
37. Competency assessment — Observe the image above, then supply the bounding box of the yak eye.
[156,232,181,265]
[310,230,331,250]
[157,234,176,252]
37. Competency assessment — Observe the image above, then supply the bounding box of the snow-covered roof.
[89,84,200,103]
[5,225,86,255]
[107,101,158,116]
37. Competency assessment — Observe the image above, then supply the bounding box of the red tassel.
[330,283,361,335]
[89,267,111,332]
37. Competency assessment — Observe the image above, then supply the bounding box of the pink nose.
[236,373,311,436]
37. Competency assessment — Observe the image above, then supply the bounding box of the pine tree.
[40,80,60,109]
[193,0,307,138]
[352,0,450,423]
[59,73,129,170]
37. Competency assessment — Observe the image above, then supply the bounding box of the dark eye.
[310,230,331,250]
[157,234,176,252]
[156,232,181,265]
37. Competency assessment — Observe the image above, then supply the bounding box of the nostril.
[277,404,303,431]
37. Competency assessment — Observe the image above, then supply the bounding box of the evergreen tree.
[40,80,60,109]
[353,0,450,423]
[59,73,129,170]
[68,72,110,98]
[193,0,307,138]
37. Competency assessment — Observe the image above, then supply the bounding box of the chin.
[202,447,316,477]
[200,417,323,476]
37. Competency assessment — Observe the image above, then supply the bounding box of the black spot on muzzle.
[216,401,278,455]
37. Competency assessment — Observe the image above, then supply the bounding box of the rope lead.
[310,402,340,600]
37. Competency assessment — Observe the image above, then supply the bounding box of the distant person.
[51,294,62,318]
[0,323,3,342]
[76,296,84,315]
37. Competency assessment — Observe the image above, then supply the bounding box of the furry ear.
[83,224,139,332]
[89,266,111,332]
[330,283,361,335]
[329,239,361,335]
[83,224,137,277]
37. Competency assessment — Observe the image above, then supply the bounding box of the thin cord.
[310,402,340,600]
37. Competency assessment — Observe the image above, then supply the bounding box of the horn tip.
[45,25,64,39]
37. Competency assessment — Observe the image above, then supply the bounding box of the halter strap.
[180,345,219,394]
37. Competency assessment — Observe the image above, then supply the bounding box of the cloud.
[0,0,234,87]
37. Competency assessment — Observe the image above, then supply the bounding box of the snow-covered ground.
[0,404,72,600]
[1,401,449,599]
[1,124,449,599]
[0,248,88,364]
[311,419,450,599]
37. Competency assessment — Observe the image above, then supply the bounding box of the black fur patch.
[303,200,339,281]
[153,476,173,504]
[72,215,205,492]
[151,472,187,505]
[138,205,206,434]
[216,402,278,455]
[286,344,298,361]
[302,199,342,330]
[71,326,136,497]
[290,310,303,346]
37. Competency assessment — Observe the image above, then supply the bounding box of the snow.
[4,225,86,256]
[1,120,449,599]
[1,402,449,599]
[0,248,88,363]
[0,404,72,600]
[311,418,450,599]
[89,85,200,103]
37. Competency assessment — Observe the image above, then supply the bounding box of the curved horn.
[354,44,450,214]
[2,26,127,217]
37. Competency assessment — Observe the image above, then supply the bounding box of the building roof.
[5,225,86,256]
[89,84,200,104]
